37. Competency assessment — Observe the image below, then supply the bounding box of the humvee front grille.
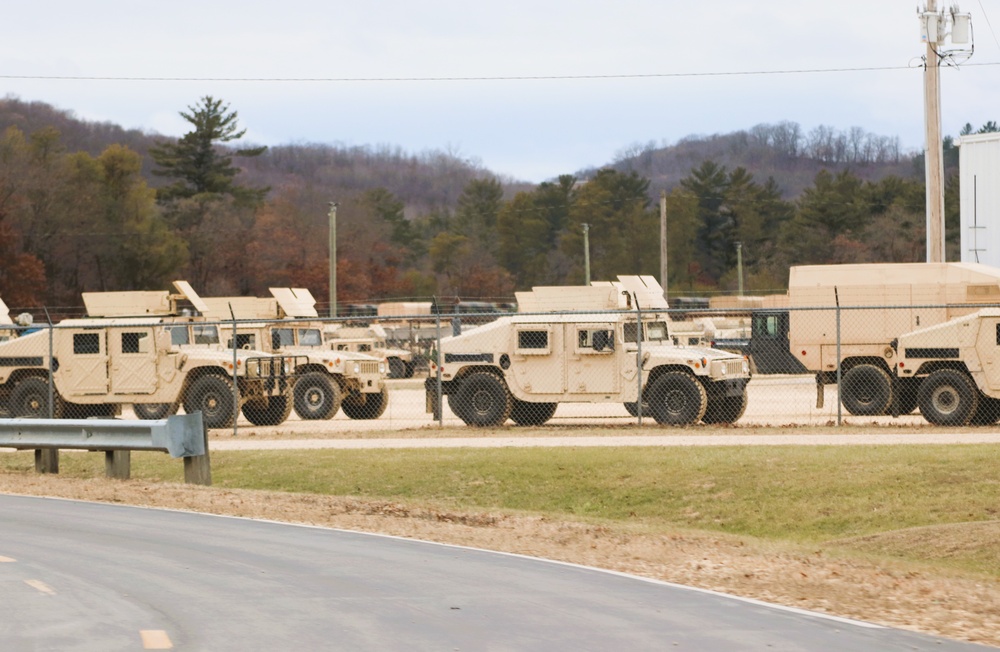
[358,361,380,375]
[724,360,745,376]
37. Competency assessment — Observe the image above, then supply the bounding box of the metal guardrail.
[0,412,210,484]
[0,413,206,458]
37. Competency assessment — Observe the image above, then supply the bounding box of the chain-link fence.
[1,302,995,432]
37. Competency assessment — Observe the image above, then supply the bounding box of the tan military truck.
[200,288,389,421]
[325,323,415,378]
[0,289,298,428]
[738,263,1000,416]
[426,276,751,427]
[891,308,1000,426]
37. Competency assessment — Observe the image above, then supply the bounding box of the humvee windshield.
[166,324,220,346]
[623,320,670,343]
[299,328,322,346]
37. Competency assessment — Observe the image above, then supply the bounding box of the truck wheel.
[183,375,235,429]
[404,362,415,378]
[624,402,650,417]
[702,391,748,424]
[134,403,178,420]
[388,358,406,379]
[242,395,293,426]
[10,377,64,419]
[840,364,893,416]
[917,369,978,426]
[342,386,389,420]
[970,395,1000,425]
[510,399,556,426]
[293,372,341,420]
[647,372,707,426]
[452,372,511,427]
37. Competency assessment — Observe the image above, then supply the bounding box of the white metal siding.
[960,133,1000,266]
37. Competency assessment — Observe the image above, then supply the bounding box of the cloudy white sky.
[3,1,999,182]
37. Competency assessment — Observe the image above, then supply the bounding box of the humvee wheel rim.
[28,397,41,411]
[930,386,958,415]
[306,388,323,407]
[664,389,687,415]
[206,396,218,411]
[472,389,493,414]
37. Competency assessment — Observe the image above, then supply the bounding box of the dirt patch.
[2,472,999,648]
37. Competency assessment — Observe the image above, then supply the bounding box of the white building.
[959,132,1000,266]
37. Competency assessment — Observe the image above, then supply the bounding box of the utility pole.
[923,0,945,263]
[582,223,591,286]
[736,242,744,296]
[919,3,972,262]
[328,202,338,318]
[660,191,668,301]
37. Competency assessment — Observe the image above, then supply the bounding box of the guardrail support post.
[34,449,58,474]
[183,420,211,486]
[105,450,131,480]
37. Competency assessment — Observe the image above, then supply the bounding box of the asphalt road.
[0,495,992,651]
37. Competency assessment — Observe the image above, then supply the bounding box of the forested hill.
[0,96,952,312]
[592,121,922,198]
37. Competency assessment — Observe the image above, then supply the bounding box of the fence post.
[105,450,131,479]
[835,291,842,427]
[34,449,58,474]
[184,418,212,486]
[434,302,443,427]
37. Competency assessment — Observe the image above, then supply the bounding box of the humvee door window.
[193,325,219,345]
[299,329,322,346]
[274,328,295,347]
[336,344,349,351]
[359,344,372,352]
[166,326,189,346]
[516,329,550,355]
[74,333,101,354]
[230,333,255,350]
[579,328,614,352]
[121,331,148,354]
[996,323,1000,346]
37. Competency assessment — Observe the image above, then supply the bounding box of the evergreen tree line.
[0,97,991,312]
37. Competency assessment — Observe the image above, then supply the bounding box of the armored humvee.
[891,307,1000,426]
[426,276,751,427]
[0,284,299,428]
[325,323,415,378]
[199,287,389,421]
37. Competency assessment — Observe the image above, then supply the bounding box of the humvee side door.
[509,324,565,395]
[110,328,158,395]
[59,329,110,395]
[566,323,619,394]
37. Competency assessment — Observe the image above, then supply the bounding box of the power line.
[2,61,998,84]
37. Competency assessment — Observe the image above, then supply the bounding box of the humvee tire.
[624,401,649,417]
[702,391,748,424]
[10,377,64,419]
[242,395,292,426]
[917,369,978,426]
[646,371,707,426]
[510,399,556,426]
[388,358,407,379]
[293,372,341,420]
[451,372,511,427]
[183,375,236,429]
[342,386,389,420]
[841,364,893,416]
[404,362,415,378]
[970,394,1000,425]
[134,403,178,420]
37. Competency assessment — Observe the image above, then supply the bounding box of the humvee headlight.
[353,363,361,374]
[743,359,750,374]
[720,365,727,376]
[379,362,387,374]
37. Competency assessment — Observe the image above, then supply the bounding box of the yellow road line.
[140,630,173,649]
[24,579,55,595]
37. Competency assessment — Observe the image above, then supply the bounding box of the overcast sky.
[3,1,999,182]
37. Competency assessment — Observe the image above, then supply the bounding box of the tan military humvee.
[325,323,415,378]
[0,284,298,428]
[891,307,1000,426]
[199,288,389,421]
[426,276,751,427]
